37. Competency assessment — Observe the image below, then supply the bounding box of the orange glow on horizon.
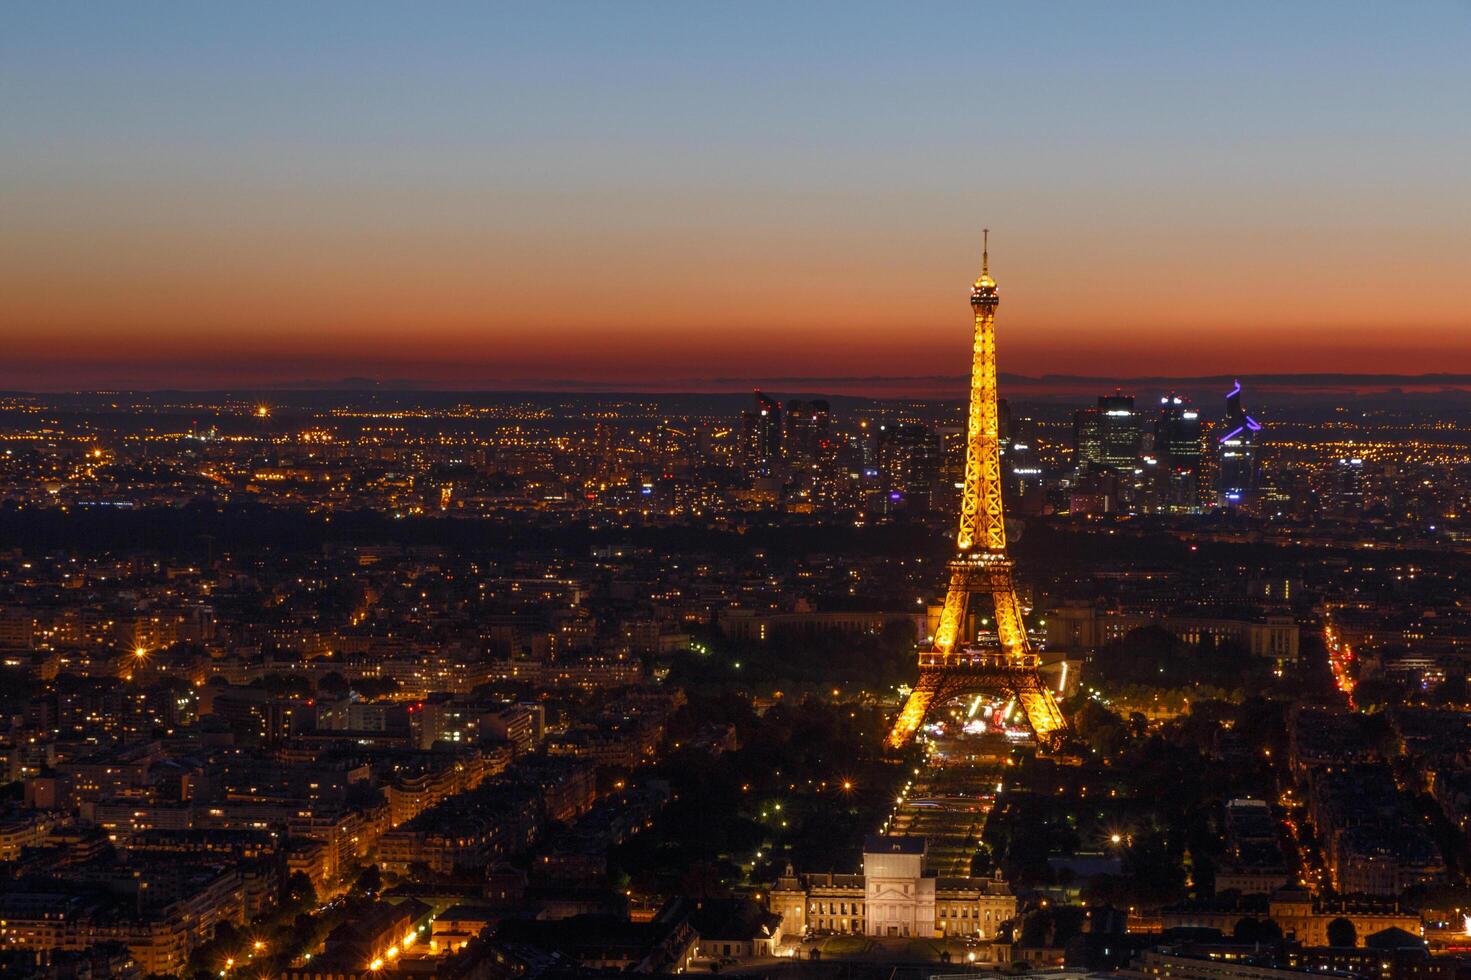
[3,226,1469,389]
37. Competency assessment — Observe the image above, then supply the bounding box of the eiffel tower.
[886,233,1068,751]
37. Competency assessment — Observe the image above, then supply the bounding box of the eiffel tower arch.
[886,234,1068,751]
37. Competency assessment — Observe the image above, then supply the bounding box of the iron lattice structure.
[886,234,1068,751]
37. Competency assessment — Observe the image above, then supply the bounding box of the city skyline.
[4,2,1471,391]
[9,7,1471,979]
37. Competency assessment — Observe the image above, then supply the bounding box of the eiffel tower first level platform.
[885,233,1069,752]
[892,655,1067,750]
[885,556,1068,751]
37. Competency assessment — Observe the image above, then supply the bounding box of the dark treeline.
[6,504,1462,592]
[0,501,944,561]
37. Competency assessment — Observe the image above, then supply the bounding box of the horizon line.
[6,371,1471,399]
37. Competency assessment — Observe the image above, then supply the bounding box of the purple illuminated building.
[1217,379,1263,509]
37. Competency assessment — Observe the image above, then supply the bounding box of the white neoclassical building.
[768,835,1016,940]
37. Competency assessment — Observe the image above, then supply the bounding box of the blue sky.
[3,2,1469,387]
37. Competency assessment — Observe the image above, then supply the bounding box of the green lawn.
[904,939,947,961]
[819,935,872,956]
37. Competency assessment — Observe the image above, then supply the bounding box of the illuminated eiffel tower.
[886,233,1068,751]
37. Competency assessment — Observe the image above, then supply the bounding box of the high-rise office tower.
[1072,405,1103,468]
[1154,393,1203,512]
[1073,393,1140,471]
[740,390,782,477]
[1072,393,1143,512]
[1331,456,1366,518]
[935,423,967,513]
[877,422,941,511]
[783,399,831,464]
[1217,379,1262,508]
[1005,415,1045,509]
[1097,393,1141,470]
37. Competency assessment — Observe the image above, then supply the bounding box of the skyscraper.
[1331,456,1366,518]
[1072,405,1103,469]
[876,422,941,512]
[783,399,831,465]
[1072,392,1143,512]
[1097,393,1141,470]
[1004,415,1045,512]
[740,390,782,477]
[1217,379,1262,509]
[1153,393,1202,512]
[1073,393,1140,471]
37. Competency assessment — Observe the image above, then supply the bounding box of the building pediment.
[868,887,919,902]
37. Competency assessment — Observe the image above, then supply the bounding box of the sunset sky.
[3,2,1470,392]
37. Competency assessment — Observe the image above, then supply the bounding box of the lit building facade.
[767,836,1016,942]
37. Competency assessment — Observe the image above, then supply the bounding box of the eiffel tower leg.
[932,566,973,656]
[985,564,1030,658]
[888,671,940,750]
[1012,670,1068,747]
[890,666,1067,752]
